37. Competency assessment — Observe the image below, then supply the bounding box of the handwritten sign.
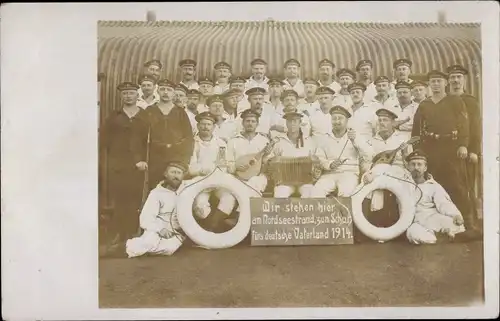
[250,198,354,246]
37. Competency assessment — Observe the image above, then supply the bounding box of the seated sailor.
[125,161,189,258]
[310,105,373,197]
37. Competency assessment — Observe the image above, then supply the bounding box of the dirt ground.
[99,240,484,308]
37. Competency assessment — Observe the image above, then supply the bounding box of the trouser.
[194,187,236,219]
[466,161,480,228]
[406,213,465,244]
[274,184,314,198]
[310,172,359,197]
[234,174,268,211]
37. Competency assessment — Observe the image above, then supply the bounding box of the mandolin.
[235,137,280,180]
[371,136,421,168]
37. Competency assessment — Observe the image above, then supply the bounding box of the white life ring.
[351,175,415,242]
[177,167,261,249]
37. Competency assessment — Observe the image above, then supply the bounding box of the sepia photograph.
[97,9,486,309]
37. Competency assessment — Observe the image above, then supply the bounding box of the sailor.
[230,76,251,114]
[136,74,160,109]
[308,86,336,137]
[267,111,317,198]
[99,82,149,252]
[370,75,399,111]
[197,76,215,112]
[267,78,285,113]
[347,82,378,143]
[137,59,162,98]
[389,58,414,98]
[355,59,378,104]
[310,106,373,197]
[206,94,238,143]
[317,58,341,93]
[125,161,190,258]
[213,61,232,94]
[221,88,240,121]
[178,59,200,90]
[270,89,311,139]
[282,58,305,99]
[410,80,429,104]
[297,78,320,116]
[185,89,204,134]
[392,81,419,141]
[245,58,270,94]
[332,68,356,109]
[235,87,274,136]
[173,84,197,135]
[404,150,479,244]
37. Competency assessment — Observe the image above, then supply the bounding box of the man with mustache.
[222,88,240,121]
[173,84,197,135]
[245,58,270,95]
[207,94,238,143]
[391,81,419,141]
[136,74,160,110]
[178,59,200,90]
[197,76,215,113]
[411,70,481,238]
[213,61,232,94]
[370,75,399,111]
[269,89,311,139]
[147,80,195,188]
[267,78,285,112]
[137,59,162,98]
[310,106,373,198]
[410,80,429,104]
[235,87,274,135]
[283,58,305,99]
[347,82,378,142]
[356,59,378,104]
[317,59,341,94]
[297,78,320,116]
[186,89,204,134]
[389,59,414,97]
[231,76,251,114]
[405,150,481,244]
[99,82,149,256]
[308,86,336,137]
[332,68,355,109]
[188,111,236,233]
[446,64,482,233]
[125,161,190,258]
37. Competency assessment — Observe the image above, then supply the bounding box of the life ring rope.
[350,173,423,204]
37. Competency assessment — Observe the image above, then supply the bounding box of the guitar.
[235,137,280,180]
[371,136,421,168]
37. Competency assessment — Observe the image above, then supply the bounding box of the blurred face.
[286,117,302,133]
[350,89,364,104]
[429,77,447,94]
[358,65,372,80]
[209,102,224,117]
[242,117,259,133]
[317,93,334,108]
[412,85,428,101]
[158,85,175,102]
[187,95,200,109]
[331,113,348,132]
[140,81,155,97]
[282,95,297,109]
[181,65,196,81]
[174,90,187,107]
[339,75,354,89]
[248,94,265,113]
[251,64,266,80]
[377,116,395,133]
[408,159,428,180]
[163,166,185,189]
[145,65,161,80]
[397,87,412,105]
[215,68,231,81]
[319,65,333,80]
[199,84,214,96]
[285,64,299,78]
[225,95,238,109]
[448,73,465,91]
[395,65,411,79]
[269,83,283,98]
[375,81,390,94]
[120,89,139,106]
[197,119,215,136]
[230,82,245,93]
[305,83,318,98]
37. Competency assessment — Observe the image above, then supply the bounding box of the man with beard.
[245,58,270,94]
[356,59,378,104]
[310,106,373,198]
[136,74,160,110]
[147,79,195,188]
[99,82,149,255]
[188,112,236,232]
[411,70,481,239]
[198,76,215,112]
[308,86,336,137]
[317,59,341,94]
[297,78,320,116]
[125,161,190,258]
[411,80,429,104]
[392,81,419,141]
[405,150,474,244]
[178,59,200,90]
[332,68,355,109]
[370,76,399,110]
[207,94,238,143]
[137,59,162,98]
[213,61,232,94]
[446,64,482,232]
[174,85,197,135]
[235,87,274,135]
[269,89,312,139]
[283,58,305,99]
[186,88,204,114]
[267,111,317,198]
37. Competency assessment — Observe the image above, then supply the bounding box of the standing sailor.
[283,58,305,99]
[136,74,160,109]
[308,86,336,137]
[178,59,200,90]
[297,78,320,116]
[213,61,232,94]
[317,58,341,93]
[356,59,377,104]
[198,76,215,112]
[245,58,270,96]
[411,80,429,105]
[332,68,356,110]
[370,76,399,111]
[137,59,162,98]
[389,58,414,98]
[392,81,419,141]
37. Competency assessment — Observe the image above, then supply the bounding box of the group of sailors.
[99,57,483,258]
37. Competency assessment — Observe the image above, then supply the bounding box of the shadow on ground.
[99,241,484,308]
